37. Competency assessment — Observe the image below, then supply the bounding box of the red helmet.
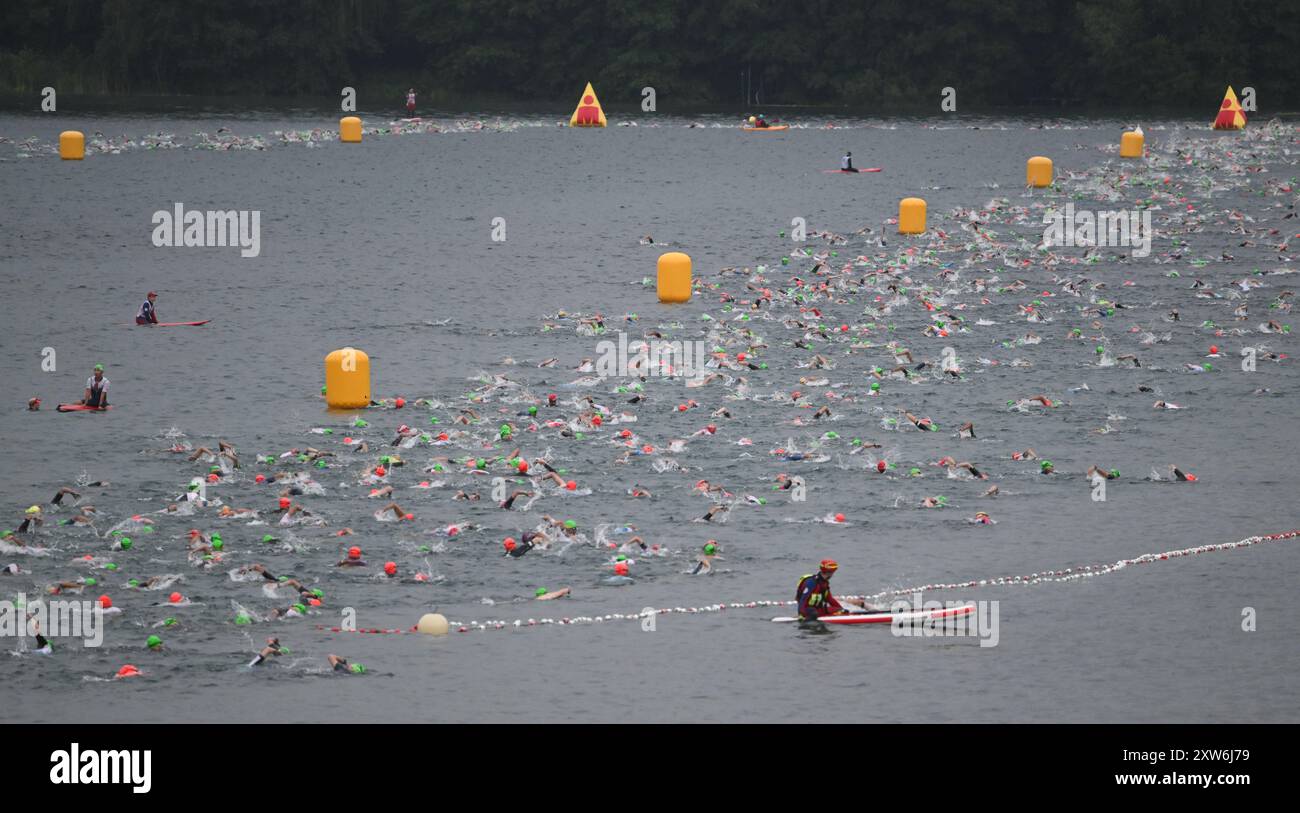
[819,559,839,573]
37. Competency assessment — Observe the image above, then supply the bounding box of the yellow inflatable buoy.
[340,116,362,142]
[657,252,692,303]
[1212,86,1246,130]
[898,198,927,234]
[324,347,370,408]
[59,130,84,160]
[569,82,607,128]
[1120,127,1144,158]
[416,613,449,635]
[1026,156,1052,188]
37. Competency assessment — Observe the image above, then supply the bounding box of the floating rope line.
[311,531,1297,634]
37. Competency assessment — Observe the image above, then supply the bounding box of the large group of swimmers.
[4,116,1294,676]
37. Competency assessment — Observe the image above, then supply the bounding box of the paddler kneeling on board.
[136,291,159,325]
[796,560,870,621]
[840,151,858,173]
[80,364,110,409]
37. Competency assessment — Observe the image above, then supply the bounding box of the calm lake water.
[1,109,1297,722]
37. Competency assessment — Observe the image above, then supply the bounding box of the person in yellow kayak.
[795,560,869,620]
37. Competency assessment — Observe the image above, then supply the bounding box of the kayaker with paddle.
[795,560,868,621]
[136,292,159,325]
[840,151,858,173]
[80,364,110,409]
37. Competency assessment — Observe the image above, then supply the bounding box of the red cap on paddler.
[820,559,839,573]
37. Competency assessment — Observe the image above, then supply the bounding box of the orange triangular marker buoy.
[569,82,607,128]
[1212,86,1246,130]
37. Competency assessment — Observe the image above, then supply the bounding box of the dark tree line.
[2,0,1296,111]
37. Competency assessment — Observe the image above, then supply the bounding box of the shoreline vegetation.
[1,0,1296,109]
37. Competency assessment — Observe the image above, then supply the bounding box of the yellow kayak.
[742,125,789,132]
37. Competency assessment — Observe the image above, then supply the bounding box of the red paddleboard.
[57,404,113,412]
[772,603,974,625]
[822,168,882,174]
[125,320,211,327]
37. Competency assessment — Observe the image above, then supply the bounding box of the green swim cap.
[825,431,838,439]
[146,635,162,649]
[292,603,307,614]
[703,543,717,555]
[235,614,251,625]
[164,617,178,626]
[187,483,199,491]
[936,496,948,505]
[209,465,220,473]
[262,534,275,543]
[1203,362,1212,371]
[564,520,577,530]
[910,467,921,476]
[128,579,139,587]
[350,663,366,673]
[94,364,104,371]
[928,424,938,431]
[1096,346,1105,354]
[211,539,223,551]
[1110,469,1120,478]
[105,563,117,571]
[211,533,222,542]
[528,406,537,415]
[311,588,323,598]
[870,382,880,391]
[85,577,97,587]
[536,587,547,597]
[316,459,327,468]
[476,458,486,469]
[1041,460,1053,468]
[119,538,132,550]
[321,386,327,395]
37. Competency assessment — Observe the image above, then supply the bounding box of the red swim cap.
[348,546,361,560]
[116,665,141,678]
[877,460,887,473]
[566,480,577,490]
[518,460,529,473]
[614,562,629,576]
[375,466,386,477]
[383,562,397,576]
[819,559,839,573]
[98,594,112,609]
[279,497,291,509]
[169,592,182,603]
[503,537,516,551]
[255,474,266,483]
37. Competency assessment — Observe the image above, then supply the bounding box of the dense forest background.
[2,0,1297,111]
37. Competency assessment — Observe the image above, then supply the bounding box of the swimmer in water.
[248,637,284,667]
[1010,448,1039,461]
[453,490,481,502]
[691,541,721,574]
[328,654,366,674]
[500,490,532,510]
[958,421,976,439]
[505,531,540,558]
[27,397,40,411]
[628,485,652,498]
[1169,465,1196,482]
[337,546,367,567]
[902,411,937,431]
[535,586,571,601]
[1086,465,1120,481]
